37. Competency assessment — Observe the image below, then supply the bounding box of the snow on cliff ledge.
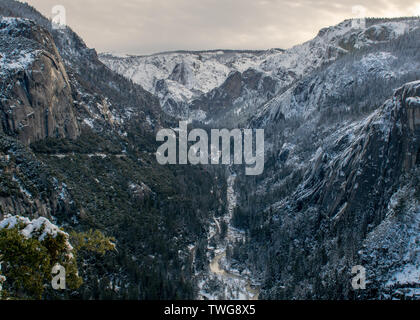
[0,17,41,77]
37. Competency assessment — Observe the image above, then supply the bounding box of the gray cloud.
[21,0,420,55]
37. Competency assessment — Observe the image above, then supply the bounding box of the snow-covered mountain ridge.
[100,18,420,122]
[100,49,280,93]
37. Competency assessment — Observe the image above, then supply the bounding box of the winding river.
[204,174,260,300]
[209,251,260,300]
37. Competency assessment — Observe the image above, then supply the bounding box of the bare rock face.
[257,80,420,299]
[400,81,420,132]
[169,62,189,86]
[0,18,80,145]
[298,81,420,236]
[366,25,391,41]
[3,52,80,145]
[394,81,420,170]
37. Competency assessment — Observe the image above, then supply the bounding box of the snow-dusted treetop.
[0,214,72,249]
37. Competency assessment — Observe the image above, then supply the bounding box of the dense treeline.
[0,0,228,300]
[29,128,227,299]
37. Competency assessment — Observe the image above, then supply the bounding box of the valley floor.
[198,174,260,300]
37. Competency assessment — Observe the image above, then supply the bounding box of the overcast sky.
[21,0,420,55]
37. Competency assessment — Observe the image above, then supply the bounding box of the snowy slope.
[100,50,280,94]
[100,18,420,121]
[255,49,420,126]
[0,17,41,77]
[100,49,280,119]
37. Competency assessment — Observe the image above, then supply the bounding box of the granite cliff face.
[0,17,80,145]
[233,77,420,299]
[400,82,420,168]
[303,81,420,224]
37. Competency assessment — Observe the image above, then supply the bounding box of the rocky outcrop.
[320,82,420,229]
[398,81,420,168]
[0,17,80,145]
[258,81,420,299]
[169,62,189,86]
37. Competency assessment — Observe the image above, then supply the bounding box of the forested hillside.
[0,0,226,299]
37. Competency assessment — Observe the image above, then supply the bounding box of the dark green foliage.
[0,226,81,299]
[29,131,224,299]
